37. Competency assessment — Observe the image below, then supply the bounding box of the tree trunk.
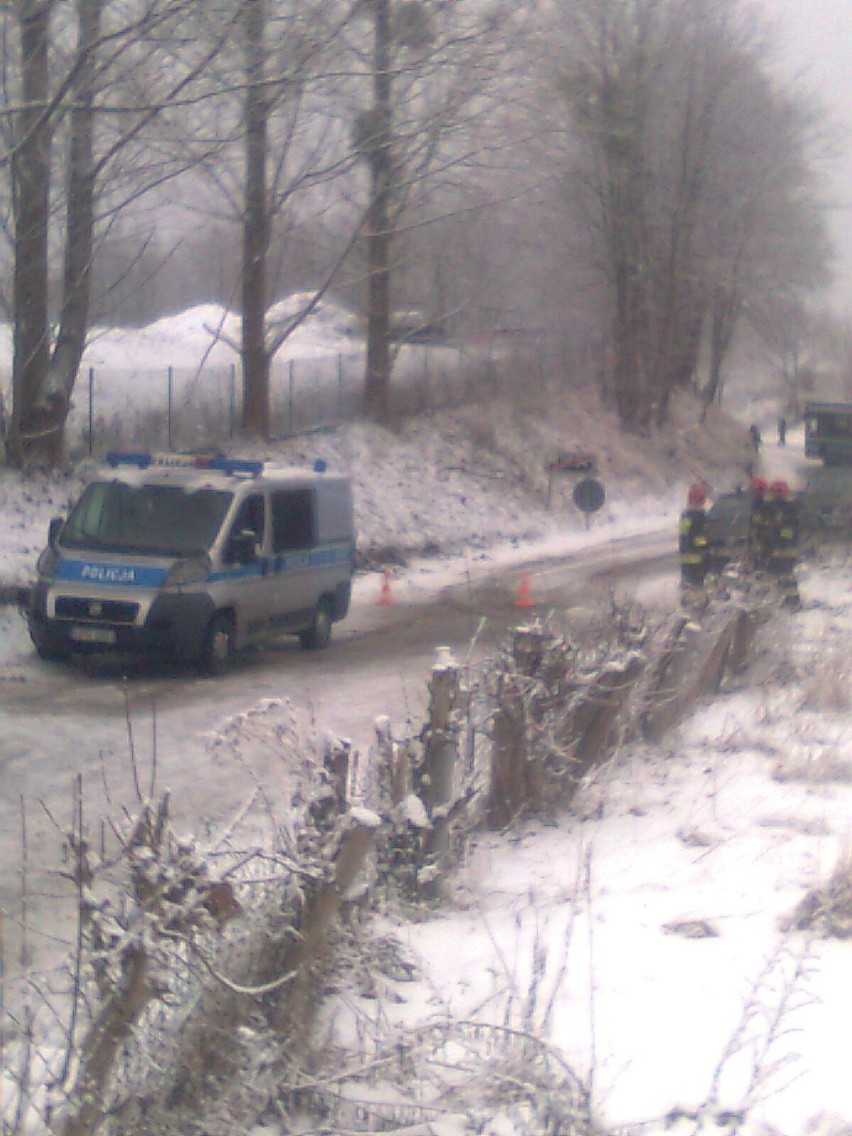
[8,1,54,469]
[364,0,393,423]
[700,284,740,417]
[43,0,103,463]
[241,0,271,438]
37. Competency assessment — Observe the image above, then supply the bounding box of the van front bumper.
[28,582,216,663]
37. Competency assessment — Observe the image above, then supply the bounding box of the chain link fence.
[0,335,555,459]
[66,341,521,456]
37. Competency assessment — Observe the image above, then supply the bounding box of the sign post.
[545,450,598,509]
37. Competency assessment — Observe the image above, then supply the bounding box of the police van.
[26,452,356,671]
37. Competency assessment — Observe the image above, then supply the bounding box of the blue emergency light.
[105,451,152,469]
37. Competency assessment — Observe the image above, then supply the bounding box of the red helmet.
[687,483,707,507]
[749,476,768,496]
[770,479,789,498]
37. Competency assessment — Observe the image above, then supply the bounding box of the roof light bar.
[105,451,152,469]
[105,452,264,477]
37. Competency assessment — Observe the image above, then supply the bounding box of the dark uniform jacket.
[766,497,799,567]
[679,507,709,583]
[748,497,775,569]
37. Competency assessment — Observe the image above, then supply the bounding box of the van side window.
[272,489,314,551]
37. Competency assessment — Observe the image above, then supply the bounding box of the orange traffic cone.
[514,570,535,608]
[378,568,394,606]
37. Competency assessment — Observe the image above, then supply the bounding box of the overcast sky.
[770,0,852,304]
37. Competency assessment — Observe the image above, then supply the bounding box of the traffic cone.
[514,570,535,608]
[378,568,394,606]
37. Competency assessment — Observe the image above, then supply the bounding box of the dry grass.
[783,846,852,938]
[771,750,852,785]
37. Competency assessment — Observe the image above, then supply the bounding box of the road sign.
[545,450,596,474]
[572,477,606,514]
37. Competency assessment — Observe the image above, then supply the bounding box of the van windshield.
[61,481,233,556]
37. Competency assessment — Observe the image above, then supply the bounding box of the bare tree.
[697,62,831,412]
[241,0,271,436]
[539,0,832,430]
[175,0,360,438]
[194,0,511,433]
[9,1,53,468]
[3,0,235,467]
[348,0,512,422]
[362,0,392,421]
[45,0,102,456]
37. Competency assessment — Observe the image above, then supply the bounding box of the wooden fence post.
[420,646,463,858]
[271,810,381,1038]
[421,646,461,811]
[641,606,758,742]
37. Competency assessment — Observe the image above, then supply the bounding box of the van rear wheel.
[299,598,333,650]
[200,613,235,673]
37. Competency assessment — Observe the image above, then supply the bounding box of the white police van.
[27,452,355,671]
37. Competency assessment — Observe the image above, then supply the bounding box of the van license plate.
[70,626,117,645]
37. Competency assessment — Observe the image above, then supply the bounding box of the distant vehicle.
[800,400,852,543]
[26,452,355,671]
[705,490,751,570]
[803,400,852,465]
[388,309,447,345]
[799,465,852,542]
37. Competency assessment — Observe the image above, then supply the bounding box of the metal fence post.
[88,367,94,455]
[167,365,174,449]
[288,359,295,434]
[229,363,237,436]
[337,354,343,421]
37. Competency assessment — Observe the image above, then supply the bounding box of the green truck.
[801,401,852,541]
[803,400,852,465]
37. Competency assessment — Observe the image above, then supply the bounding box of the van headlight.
[165,555,211,587]
[36,546,58,580]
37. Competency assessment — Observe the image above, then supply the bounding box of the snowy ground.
[348,552,852,1136]
[1,305,849,1135]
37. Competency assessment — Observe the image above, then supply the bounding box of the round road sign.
[572,477,606,514]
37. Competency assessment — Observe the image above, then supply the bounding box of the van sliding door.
[270,489,317,628]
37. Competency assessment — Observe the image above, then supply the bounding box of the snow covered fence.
[0,731,381,1136]
[65,342,494,457]
[0,600,767,1135]
[366,598,764,898]
[640,604,759,742]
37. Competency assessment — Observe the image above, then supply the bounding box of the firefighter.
[747,476,772,571]
[679,482,710,597]
[766,478,800,607]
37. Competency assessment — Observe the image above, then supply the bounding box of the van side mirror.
[47,516,65,548]
[227,529,257,566]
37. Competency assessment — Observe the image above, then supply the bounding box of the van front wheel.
[200,613,235,673]
[29,620,72,663]
[299,598,333,650]
[35,640,72,663]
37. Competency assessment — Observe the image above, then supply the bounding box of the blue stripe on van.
[289,545,353,570]
[55,543,352,588]
[55,559,169,587]
[209,562,265,582]
[209,544,353,582]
